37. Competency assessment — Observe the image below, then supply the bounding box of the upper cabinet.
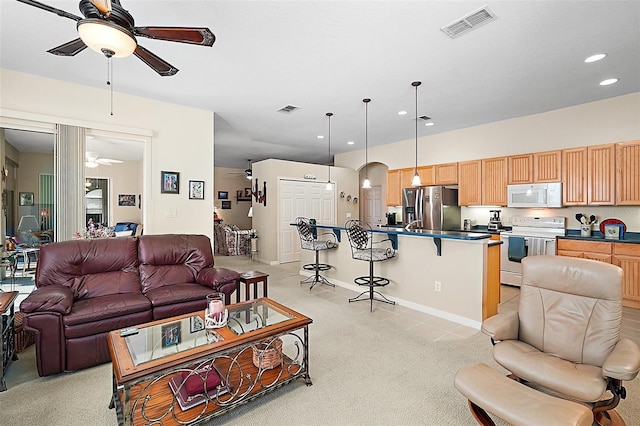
[508,150,561,184]
[482,157,508,206]
[386,169,401,206]
[434,162,458,185]
[562,147,588,205]
[615,140,640,205]
[458,158,507,206]
[588,144,616,205]
[386,162,458,205]
[508,154,533,184]
[458,160,482,206]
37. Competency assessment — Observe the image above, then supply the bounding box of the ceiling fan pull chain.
[106,56,114,116]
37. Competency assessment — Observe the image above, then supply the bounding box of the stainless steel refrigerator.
[402,186,460,230]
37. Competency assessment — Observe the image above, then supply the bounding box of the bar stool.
[295,217,337,289]
[344,219,396,311]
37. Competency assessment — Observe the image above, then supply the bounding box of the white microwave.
[507,182,562,208]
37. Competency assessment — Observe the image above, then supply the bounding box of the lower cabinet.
[557,239,640,308]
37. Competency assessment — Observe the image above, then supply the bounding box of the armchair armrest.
[197,267,240,289]
[602,338,640,381]
[20,285,74,314]
[481,311,519,342]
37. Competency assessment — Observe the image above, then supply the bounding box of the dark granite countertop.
[558,230,640,244]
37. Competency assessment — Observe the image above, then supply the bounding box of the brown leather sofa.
[20,234,240,377]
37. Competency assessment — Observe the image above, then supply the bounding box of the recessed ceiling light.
[600,78,619,86]
[397,111,408,115]
[424,122,435,126]
[317,135,324,139]
[347,141,355,145]
[585,53,606,63]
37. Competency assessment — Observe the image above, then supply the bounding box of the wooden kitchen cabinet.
[615,140,640,205]
[458,160,482,206]
[562,147,588,205]
[386,169,401,206]
[400,167,415,189]
[556,239,612,263]
[434,162,458,184]
[562,144,615,206]
[508,154,533,184]
[418,165,435,186]
[482,156,508,206]
[588,143,615,205]
[534,150,562,182]
[612,243,640,308]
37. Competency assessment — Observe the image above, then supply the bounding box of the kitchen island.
[298,224,501,329]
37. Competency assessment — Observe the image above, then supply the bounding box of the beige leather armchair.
[481,255,640,424]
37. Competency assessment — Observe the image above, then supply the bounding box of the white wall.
[86,161,142,225]
[0,69,215,239]
[252,159,359,265]
[336,93,640,232]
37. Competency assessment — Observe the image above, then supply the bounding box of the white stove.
[500,216,566,287]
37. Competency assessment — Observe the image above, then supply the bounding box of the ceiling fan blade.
[134,45,178,76]
[133,27,215,46]
[47,38,88,56]
[16,0,82,21]
[96,158,123,164]
[90,0,112,15]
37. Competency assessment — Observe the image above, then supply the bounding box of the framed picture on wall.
[221,201,231,209]
[236,188,251,202]
[118,194,136,206]
[19,192,34,206]
[218,191,228,200]
[161,171,180,194]
[189,180,205,200]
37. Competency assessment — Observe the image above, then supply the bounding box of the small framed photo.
[221,200,232,209]
[161,171,180,194]
[118,194,136,206]
[237,188,251,202]
[189,180,205,200]
[218,191,228,200]
[161,322,181,347]
[244,187,252,197]
[19,192,34,206]
[190,315,205,333]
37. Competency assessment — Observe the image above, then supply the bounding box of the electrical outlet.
[435,281,442,292]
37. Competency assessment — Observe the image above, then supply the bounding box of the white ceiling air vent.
[277,104,300,114]
[441,6,497,39]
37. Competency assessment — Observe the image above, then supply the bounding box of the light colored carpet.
[2,258,639,425]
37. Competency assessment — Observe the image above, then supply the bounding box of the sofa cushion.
[144,283,213,308]
[36,237,140,299]
[138,234,214,292]
[63,293,152,327]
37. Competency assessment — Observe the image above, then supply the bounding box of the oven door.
[500,234,557,287]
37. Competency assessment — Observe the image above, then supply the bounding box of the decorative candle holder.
[205,292,228,329]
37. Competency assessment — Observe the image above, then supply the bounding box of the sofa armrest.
[197,267,240,289]
[20,285,74,314]
[481,311,519,342]
[602,338,640,381]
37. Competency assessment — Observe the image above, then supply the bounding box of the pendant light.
[362,98,372,189]
[326,112,333,191]
[411,81,422,187]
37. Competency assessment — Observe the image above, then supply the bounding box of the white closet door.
[279,180,335,263]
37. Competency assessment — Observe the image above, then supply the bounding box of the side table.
[1,291,19,392]
[237,271,269,303]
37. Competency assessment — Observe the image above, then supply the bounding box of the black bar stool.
[344,220,396,311]
[295,217,337,289]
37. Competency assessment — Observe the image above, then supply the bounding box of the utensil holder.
[580,225,591,237]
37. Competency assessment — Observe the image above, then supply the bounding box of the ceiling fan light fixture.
[77,19,137,58]
[85,161,99,168]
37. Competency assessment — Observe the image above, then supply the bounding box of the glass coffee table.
[108,298,312,426]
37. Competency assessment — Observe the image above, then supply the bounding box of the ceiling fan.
[85,151,123,168]
[228,159,253,180]
[16,0,215,76]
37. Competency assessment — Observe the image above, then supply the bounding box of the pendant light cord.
[326,112,333,183]
[364,98,370,178]
[412,81,421,172]
[106,57,114,116]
